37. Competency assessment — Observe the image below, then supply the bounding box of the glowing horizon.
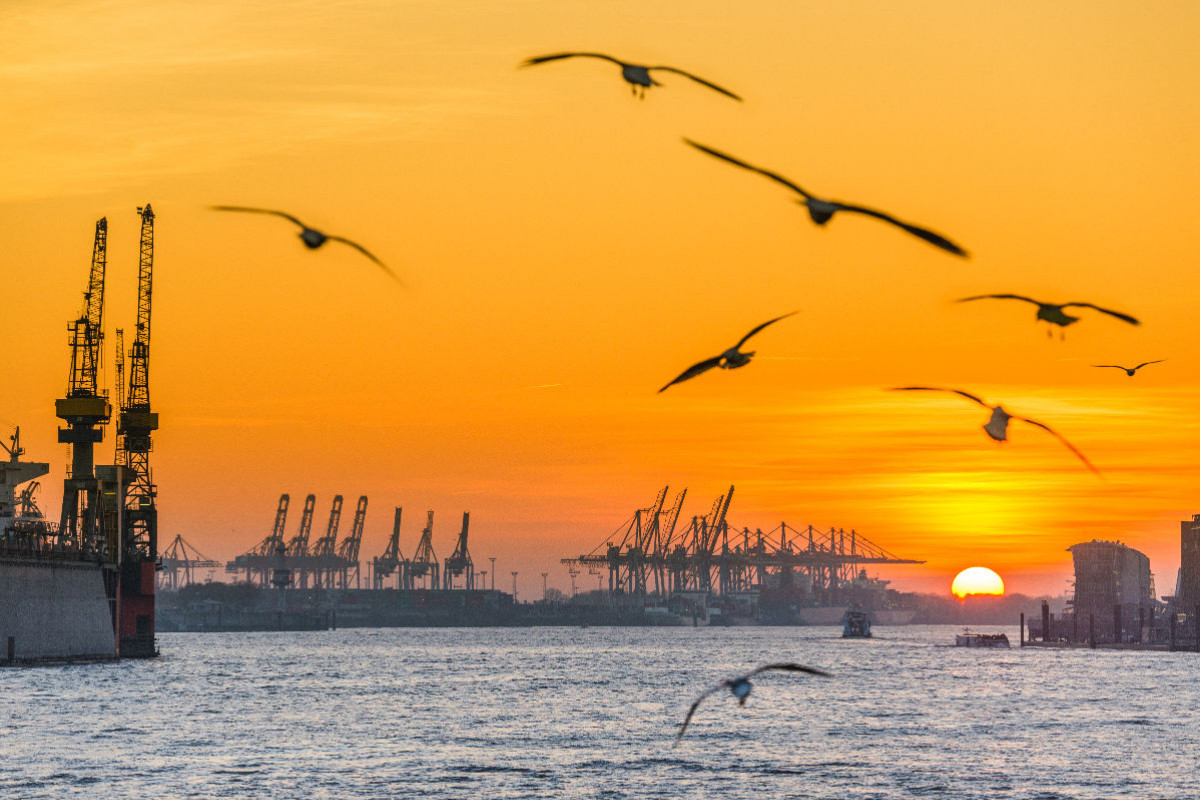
[2,0,1198,600]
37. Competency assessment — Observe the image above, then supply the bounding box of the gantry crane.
[334,496,367,588]
[158,534,220,590]
[310,495,344,588]
[285,493,316,586]
[226,493,290,586]
[408,510,439,589]
[564,485,923,604]
[57,217,111,551]
[443,512,474,590]
[372,507,408,589]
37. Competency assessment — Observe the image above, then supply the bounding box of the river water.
[2,625,1195,799]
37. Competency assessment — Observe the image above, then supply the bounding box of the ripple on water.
[2,626,1198,800]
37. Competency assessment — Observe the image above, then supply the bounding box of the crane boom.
[67,218,107,397]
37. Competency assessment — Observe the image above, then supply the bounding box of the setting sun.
[951,567,1005,598]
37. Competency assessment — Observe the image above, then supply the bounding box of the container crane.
[226,494,289,586]
[409,510,439,589]
[372,507,408,589]
[285,494,317,586]
[310,495,344,588]
[443,512,474,590]
[334,496,367,588]
[158,534,220,590]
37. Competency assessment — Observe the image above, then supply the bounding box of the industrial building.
[1065,540,1155,643]
[1177,514,1200,609]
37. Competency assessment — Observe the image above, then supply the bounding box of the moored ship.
[3,209,160,663]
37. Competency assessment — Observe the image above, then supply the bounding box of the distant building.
[1068,539,1154,641]
[1178,514,1200,609]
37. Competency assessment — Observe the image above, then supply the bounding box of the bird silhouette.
[684,139,967,257]
[211,206,400,282]
[957,295,1138,337]
[521,52,741,100]
[890,387,1100,475]
[674,663,831,745]
[659,312,797,393]
[1092,360,1164,377]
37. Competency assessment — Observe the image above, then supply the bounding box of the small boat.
[955,629,1010,648]
[842,609,872,638]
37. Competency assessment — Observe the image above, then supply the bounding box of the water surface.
[2,625,1194,798]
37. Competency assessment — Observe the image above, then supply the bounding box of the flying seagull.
[890,387,1100,475]
[211,206,400,282]
[521,52,741,100]
[674,663,831,745]
[659,312,797,393]
[957,295,1138,335]
[684,139,967,257]
[1092,360,1164,377]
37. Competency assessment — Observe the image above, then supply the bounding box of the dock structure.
[225,493,369,589]
[227,496,474,593]
[157,534,219,590]
[561,485,923,603]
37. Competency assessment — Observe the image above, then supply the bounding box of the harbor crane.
[119,204,159,565]
[226,494,290,586]
[310,495,344,588]
[563,485,923,604]
[408,510,439,589]
[442,512,474,590]
[372,507,409,589]
[334,496,367,588]
[158,534,220,590]
[57,217,111,551]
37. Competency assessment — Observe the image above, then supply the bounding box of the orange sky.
[2,1,1198,599]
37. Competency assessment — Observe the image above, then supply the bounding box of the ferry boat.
[955,629,1011,648]
[842,609,872,638]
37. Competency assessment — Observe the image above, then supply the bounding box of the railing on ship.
[0,521,111,563]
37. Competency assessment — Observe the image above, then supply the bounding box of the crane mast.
[113,328,126,465]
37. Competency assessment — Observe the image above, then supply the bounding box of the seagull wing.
[745,663,833,679]
[956,294,1042,307]
[649,66,742,100]
[683,139,812,199]
[1090,365,1128,370]
[735,311,798,350]
[1014,416,1102,476]
[1133,360,1165,371]
[211,205,305,228]
[659,356,723,393]
[831,203,968,257]
[890,386,991,409]
[325,236,402,284]
[1061,303,1140,326]
[521,52,624,67]
[674,684,723,745]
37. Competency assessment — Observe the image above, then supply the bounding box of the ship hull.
[1,559,116,662]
